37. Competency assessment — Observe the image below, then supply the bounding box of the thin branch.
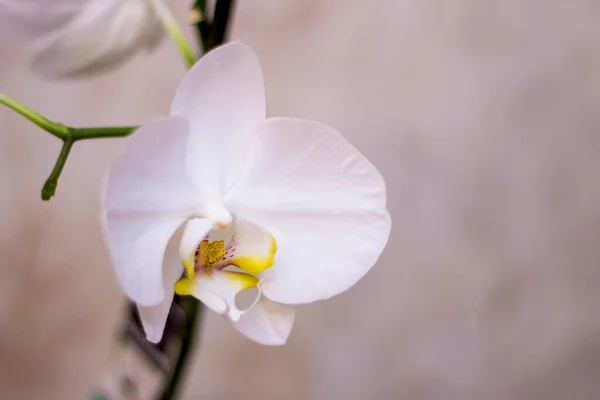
[0,93,68,140]
[70,126,137,140]
[41,137,74,200]
[0,92,139,200]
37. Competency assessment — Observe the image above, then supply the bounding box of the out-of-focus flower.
[103,42,391,345]
[0,0,165,77]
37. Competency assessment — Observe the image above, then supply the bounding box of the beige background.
[1,0,600,399]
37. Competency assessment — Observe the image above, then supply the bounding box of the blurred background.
[1,0,600,399]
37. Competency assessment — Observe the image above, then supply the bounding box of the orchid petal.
[175,270,259,322]
[106,214,185,307]
[138,217,214,342]
[225,117,391,304]
[228,216,277,275]
[105,117,198,306]
[106,117,198,214]
[138,300,172,344]
[137,236,185,343]
[171,42,266,202]
[32,0,162,78]
[232,297,295,346]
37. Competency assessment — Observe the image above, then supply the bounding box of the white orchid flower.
[103,42,391,345]
[0,0,167,77]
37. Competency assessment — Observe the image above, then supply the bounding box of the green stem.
[70,126,137,140]
[0,92,139,200]
[0,93,137,142]
[0,93,68,140]
[41,137,74,200]
[150,0,198,68]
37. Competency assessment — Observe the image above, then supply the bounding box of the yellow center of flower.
[199,240,226,267]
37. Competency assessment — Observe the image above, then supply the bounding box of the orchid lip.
[193,217,276,276]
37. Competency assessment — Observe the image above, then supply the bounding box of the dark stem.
[207,0,236,50]
[192,0,210,52]
[156,296,203,400]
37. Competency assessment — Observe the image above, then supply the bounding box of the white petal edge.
[171,42,266,202]
[138,302,170,344]
[225,117,391,304]
[137,241,184,343]
[232,297,295,346]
